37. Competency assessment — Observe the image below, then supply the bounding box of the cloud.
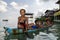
[0,0,59,27]
[10,2,19,9]
[41,0,49,2]
[0,1,7,13]
[32,0,58,18]
[36,0,40,5]
[35,0,58,5]
[35,0,58,10]
[36,0,49,5]
[10,2,29,10]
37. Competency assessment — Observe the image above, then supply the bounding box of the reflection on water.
[55,23,60,40]
[0,22,60,40]
[3,32,57,40]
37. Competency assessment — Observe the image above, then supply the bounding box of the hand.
[24,30,27,32]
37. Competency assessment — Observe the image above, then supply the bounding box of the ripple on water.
[0,32,5,40]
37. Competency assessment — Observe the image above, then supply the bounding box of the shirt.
[32,25,38,29]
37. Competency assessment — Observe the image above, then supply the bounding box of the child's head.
[20,9,26,16]
[35,20,43,25]
[35,20,39,25]
[46,19,52,24]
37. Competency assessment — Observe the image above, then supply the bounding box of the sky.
[0,0,59,27]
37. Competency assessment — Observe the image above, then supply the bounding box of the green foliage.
[36,16,46,21]
[35,16,54,22]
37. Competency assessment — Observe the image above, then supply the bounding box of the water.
[0,22,60,40]
[54,23,60,40]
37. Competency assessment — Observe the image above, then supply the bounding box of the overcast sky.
[0,0,59,27]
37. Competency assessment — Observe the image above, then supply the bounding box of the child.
[31,20,39,29]
[46,18,53,27]
[38,20,44,28]
[45,18,53,33]
[18,9,28,31]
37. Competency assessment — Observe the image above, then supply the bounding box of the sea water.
[0,24,58,40]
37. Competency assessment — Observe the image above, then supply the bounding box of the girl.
[18,9,28,32]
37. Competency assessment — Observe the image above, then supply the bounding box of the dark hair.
[20,9,26,13]
[46,19,51,22]
[35,20,43,24]
[35,20,39,23]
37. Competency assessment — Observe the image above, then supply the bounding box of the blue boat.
[4,27,49,40]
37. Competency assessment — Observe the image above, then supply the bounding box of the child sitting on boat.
[29,20,44,29]
[18,9,28,32]
[45,18,53,27]
[32,20,39,29]
[44,18,53,33]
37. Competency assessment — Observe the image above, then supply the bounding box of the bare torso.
[18,16,28,29]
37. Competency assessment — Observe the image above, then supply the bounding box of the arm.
[17,17,21,28]
[18,17,20,25]
[25,17,28,31]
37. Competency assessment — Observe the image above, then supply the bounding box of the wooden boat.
[3,27,49,40]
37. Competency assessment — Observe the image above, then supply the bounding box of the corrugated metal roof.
[54,11,60,16]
